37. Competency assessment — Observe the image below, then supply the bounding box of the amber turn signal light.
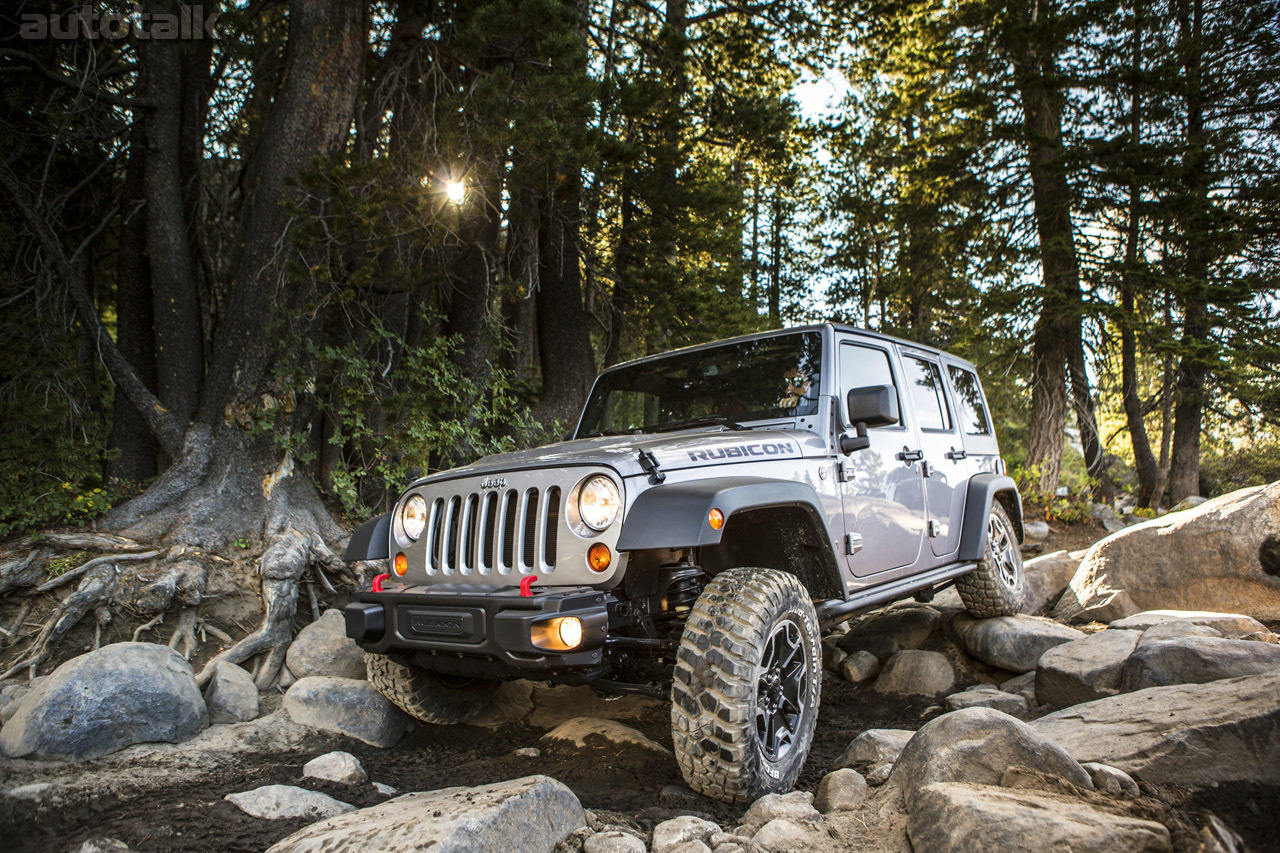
[587,543,612,573]
[393,552,408,576]
[708,508,724,530]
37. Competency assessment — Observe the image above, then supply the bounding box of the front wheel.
[366,654,499,724]
[957,501,1025,617]
[670,567,822,804]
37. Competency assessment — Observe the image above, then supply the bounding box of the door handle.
[946,447,967,460]
[896,448,924,463]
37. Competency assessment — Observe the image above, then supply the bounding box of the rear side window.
[948,366,992,436]
[902,356,952,431]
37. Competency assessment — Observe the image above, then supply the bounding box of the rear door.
[897,348,965,558]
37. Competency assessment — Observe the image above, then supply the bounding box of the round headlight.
[577,476,620,531]
[401,494,427,541]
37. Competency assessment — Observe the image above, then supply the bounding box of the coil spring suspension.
[657,565,706,616]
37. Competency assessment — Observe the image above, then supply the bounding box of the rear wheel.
[670,567,822,804]
[957,501,1025,617]
[366,654,499,724]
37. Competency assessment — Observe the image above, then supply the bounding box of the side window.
[948,366,992,436]
[902,356,952,431]
[839,342,899,426]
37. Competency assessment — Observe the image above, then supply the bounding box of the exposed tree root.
[0,561,122,680]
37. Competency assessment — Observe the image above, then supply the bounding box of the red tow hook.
[519,575,537,597]
[371,573,390,593]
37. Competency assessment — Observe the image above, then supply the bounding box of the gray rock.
[839,606,940,661]
[1000,672,1037,705]
[225,784,355,820]
[204,661,259,724]
[741,791,820,828]
[515,746,541,758]
[1137,622,1222,646]
[652,815,721,853]
[303,751,367,785]
[952,615,1085,673]
[873,650,955,696]
[662,842,712,853]
[832,728,914,769]
[866,763,893,786]
[944,686,1028,716]
[1031,673,1280,784]
[890,707,1093,809]
[1111,610,1268,636]
[283,677,408,748]
[1035,629,1142,709]
[1054,484,1280,623]
[1170,495,1209,512]
[839,650,881,684]
[286,609,368,680]
[824,645,848,672]
[373,782,396,796]
[0,642,206,760]
[815,768,868,813]
[906,783,1171,853]
[8,782,53,800]
[77,838,133,852]
[542,716,671,754]
[1120,636,1280,692]
[267,775,584,853]
[1082,762,1140,796]
[1023,521,1050,541]
[1019,550,1081,615]
[751,818,818,853]
[585,830,647,853]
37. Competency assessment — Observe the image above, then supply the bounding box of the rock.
[944,686,1028,716]
[1000,672,1037,705]
[832,728,914,769]
[824,645,848,672]
[9,782,53,800]
[283,677,408,748]
[77,839,133,852]
[952,615,1084,673]
[906,783,1171,853]
[1019,550,1081,615]
[285,609,368,680]
[1243,631,1280,644]
[652,815,721,853]
[890,707,1092,808]
[1082,762,1140,796]
[0,642,206,761]
[303,751,367,785]
[225,784,355,820]
[1118,636,1280,691]
[1170,495,1209,513]
[267,775,584,853]
[1035,630,1142,709]
[741,791,820,828]
[585,830,647,853]
[542,717,671,754]
[751,818,818,853]
[866,763,893,786]
[1031,673,1280,784]
[204,661,259,724]
[873,650,955,696]
[815,768,868,813]
[662,842,712,853]
[1136,622,1222,646]
[1023,520,1050,541]
[1055,483,1280,622]
[839,650,881,683]
[839,606,940,661]
[1110,610,1268,636]
[515,747,541,758]
[373,782,396,796]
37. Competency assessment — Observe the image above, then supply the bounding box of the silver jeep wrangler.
[344,324,1025,803]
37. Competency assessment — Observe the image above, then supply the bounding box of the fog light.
[557,616,583,648]
[530,616,585,651]
[708,508,724,530]
[587,543,611,573]
[393,552,408,576]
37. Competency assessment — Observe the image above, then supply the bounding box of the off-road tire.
[366,654,499,724]
[671,567,822,804]
[957,501,1025,617]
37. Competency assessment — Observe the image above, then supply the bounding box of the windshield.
[576,332,823,437]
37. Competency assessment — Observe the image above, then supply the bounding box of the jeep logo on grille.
[480,477,507,490]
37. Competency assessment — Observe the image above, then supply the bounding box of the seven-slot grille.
[422,486,561,576]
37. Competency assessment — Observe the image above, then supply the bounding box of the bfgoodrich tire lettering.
[670,567,822,804]
[957,501,1025,617]
[366,654,499,724]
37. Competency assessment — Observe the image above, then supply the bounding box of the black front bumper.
[345,584,610,672]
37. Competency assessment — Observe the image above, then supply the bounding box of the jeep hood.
[410,427,829,485]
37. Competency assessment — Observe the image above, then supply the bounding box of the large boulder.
[1054,482,1280,622]
[1031,673,1280,784]
[204,661,259,724]
[285,609,367,680]
[0,642,206,760]
[283,677,408,747]
[944,686,1028,716]
[890,707,1092,808]
[225,785,355,820]
[952,615,1084,673]
[872,650,955,696]
[831,728,914,770]
[1110,610,1268,636]
[1019,550,1083,616]
[1118,636,1280,692]
[838,605,940,661]
[267,776,585,853]
[906,783,1171,853]
[1035,630,1142,709]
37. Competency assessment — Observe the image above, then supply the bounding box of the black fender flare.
[956,474,1024,562]
[345,513,391,561]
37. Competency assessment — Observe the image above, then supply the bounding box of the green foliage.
[1200,441,1280,498]
[45,551,87,579]
[1012,462,1094,524]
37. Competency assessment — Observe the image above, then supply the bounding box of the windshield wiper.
[652,416,751,433]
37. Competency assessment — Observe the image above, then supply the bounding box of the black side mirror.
[841,385,899,454]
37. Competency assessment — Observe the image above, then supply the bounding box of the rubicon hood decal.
[669,439,801,465]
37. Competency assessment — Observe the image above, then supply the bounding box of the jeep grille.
[424,486,561,576]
